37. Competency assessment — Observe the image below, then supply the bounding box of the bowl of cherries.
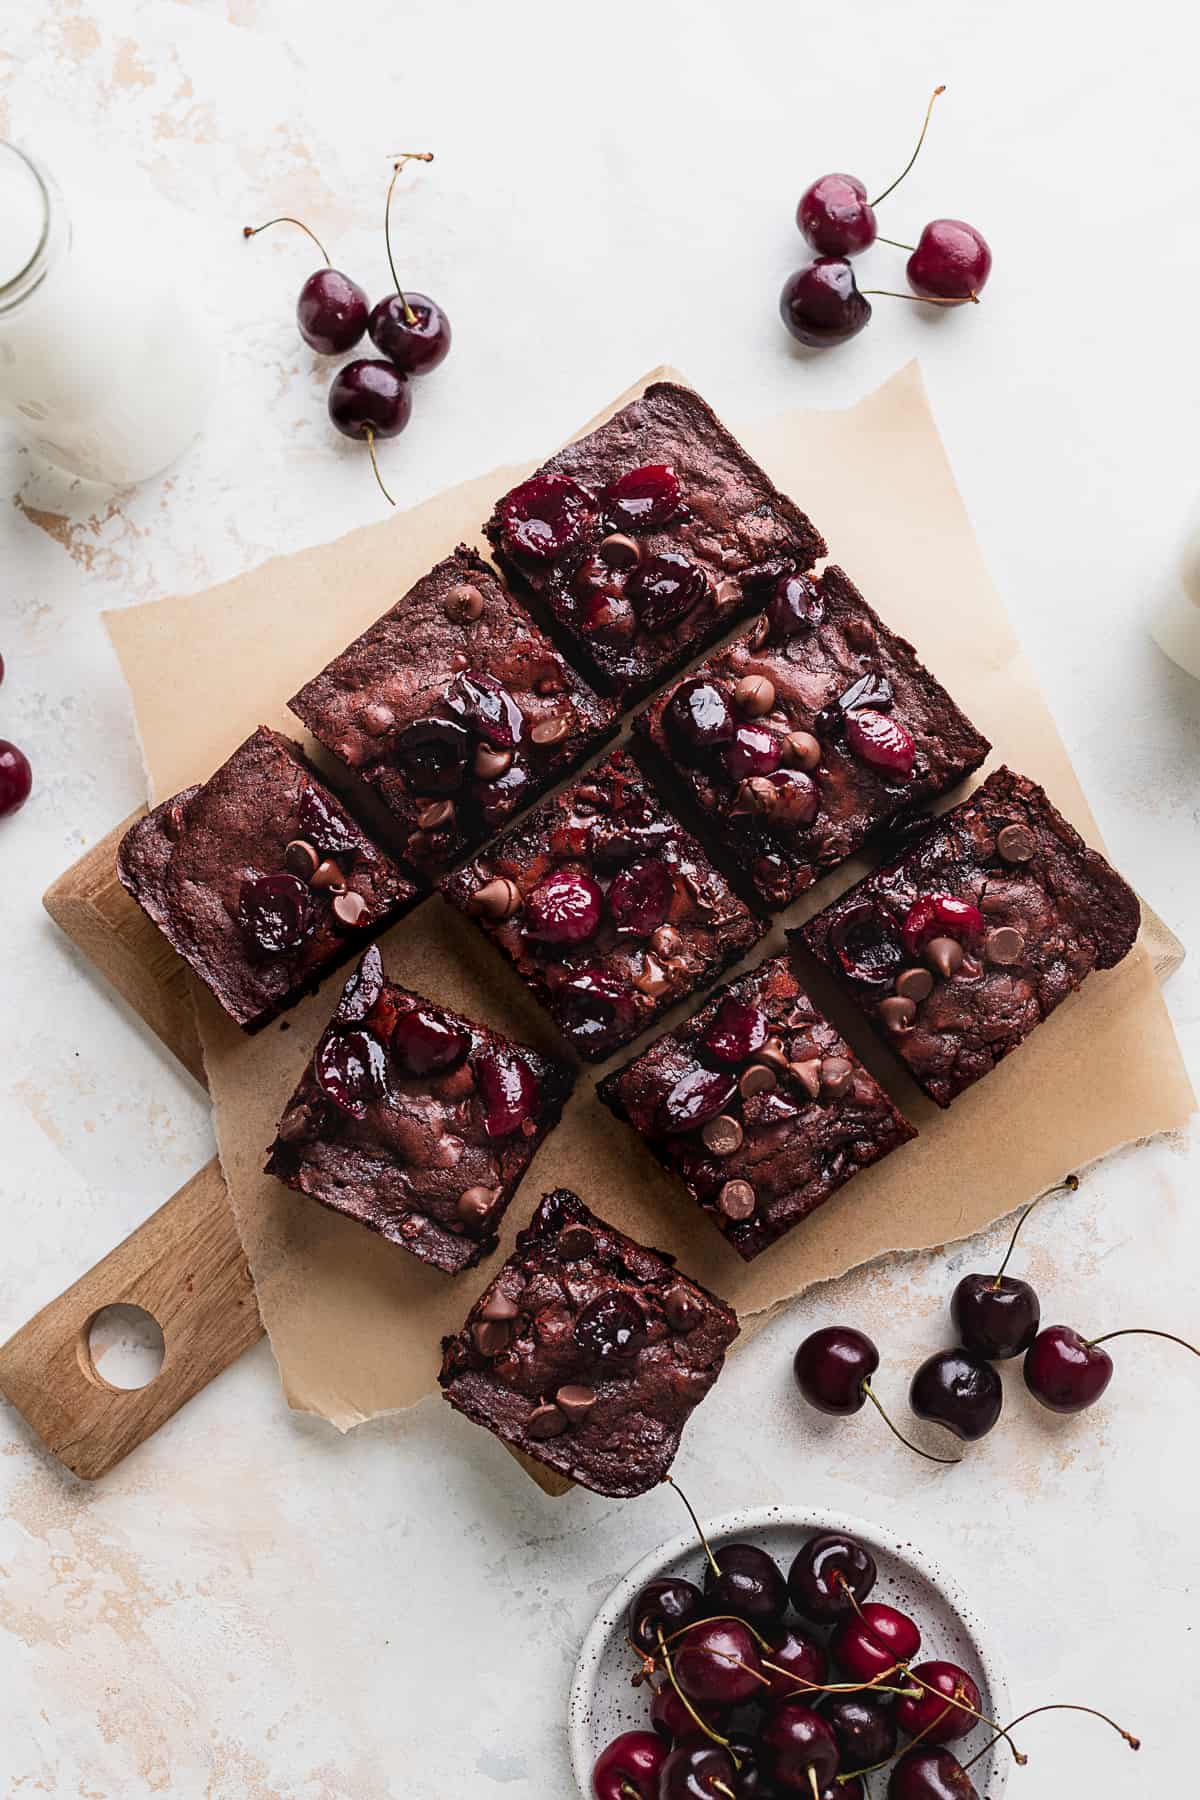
[571,1502,1016,1800]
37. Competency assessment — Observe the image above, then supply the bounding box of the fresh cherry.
[472,1048,538,1137]
[659,1739,739,1800]
[446,670,526,748]
[887,1747,979,1800]
[832,1603,921,1686]
[950,1176,1078,1360]
[725,723,782,781]
[910,1349,1002,1442]
[667,678,735,758]
[627,551,706,634]
[900,896,984,957]
[592,1730,668,1800]
[726,1735,772,1799]
[829,902,904,987]
[499,472,595,562]
[767,571,825,637]
[369,291,450,375]
[907,221,992,303]
[328,359,412,504]
[524,869,603,943]
[607,859,674,936]
[844,709,914,779]
[628,1578,703,1657]
[0,739,32,818]
[895,1662,981,1745]
[787,1532,875,1626]
[1023,1326,1112,1414]
[823,1693,897,1769]
[237,871,313,956]
[780,258,871,348]
[760,1703,839,1794]
[314,1027,388,1119]
[703,1543,788,1625]
[657,1066,739,1134]
[393,716,471,793]
[702,997,769,1066]
[762,1625,827,1702]
[390,1006,469,1076]
[243,216,368,353]
[649,1682,720,1743]
[796,88,944,257]
[794,1326,958,1465]
[673,1619,766,1707]
[574,1291,646,1363]
[604,464,681,532]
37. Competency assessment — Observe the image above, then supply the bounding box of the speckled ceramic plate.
[569,1505,1011,1799]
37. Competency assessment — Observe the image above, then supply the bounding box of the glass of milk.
[1151,510,1200,681]
[0,141,217,487]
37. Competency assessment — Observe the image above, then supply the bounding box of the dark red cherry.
[910,1349,1002,1442]
[703,1543,787,1625]
[328,358,412,440]
[336,946,385,1023]
[900,895,984,957]
[657,1065,739,1134]
[888,1746,980,1800]
[557,964,637,1044]
[607,858,674,936]
[314,1027,388,1118]
[832,1603,921,1685]
[673,1618,765,1706]
[0,739,33,818]
[649,1682,720,1743]
[830,901,904,987]
[701,997,769,1066]
[297,783,359,859]
[793,1326,877,1415]
[827,1784,864,1800]
[367,290,451,375]
[907,221,992,302]
[390,1005,469,1076]
[659,1739,738,1800]
[724,723,782,781]
[767,570,825,637]
[761,1703,839,1793]
[297,267,369,354]
[393,715,472,794]
[787,1532,876,1625]
[237,871,314,956]
[952,1274,1040,1360]
[1023,1326,1113,1413]
[446,670,526,748]
[765,768,820,826]
[824,1694,896,1769]
[524,869,603,943]
[574,567,636,643]
[895,1662,981,1745]
[797,173,876,256]
[474,757,532,827]
[666,678,736,758]
[761,1625,827,1702]
[592,1730,668,1800]
[780,259,871,348]
[499,472,595,562]
[472,1048,539,1138]
[844,709,914,779]
[627,551,706,634]
[604,464,681,532]
[726,1735,772,1799]
[573,1291,646,1363]
[628,1577,703,1657]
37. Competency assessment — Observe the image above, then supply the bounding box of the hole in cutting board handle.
[81,1304,166,1391]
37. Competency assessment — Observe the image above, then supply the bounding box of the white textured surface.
[1,4,1197,1797]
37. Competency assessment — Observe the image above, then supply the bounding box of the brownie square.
[598,953,916,1261]
[483,381,826,696]
[634,564,991,910]
[795,766,1141,1108]
[288,546,616,881]
[438,1188,739,1495]
[265,948,574,1273]
[116,727,417,1033]
[439,749,765,1063]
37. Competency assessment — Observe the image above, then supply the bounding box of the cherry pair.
[780,88,992,349]
[0,658,32,823]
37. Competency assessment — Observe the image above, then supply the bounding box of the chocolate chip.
[534,669,565,696]
[634,952,672,1000]
[332,890,367,927]
[468,876,521,920]
[481,1289,519,1322]
[445,582,484,623]
[753,1035,790,1074]
[417,799,455,831]
[819,1055,855,1098]
[474,745,513,780]
[785,730,821,772]
[924,936,964,978]
[718,1179,756,1221]
[457,1185,496,1224]
[844,617,876,651]
[734,674,776,718]
[531,715,570,746]
[650,925,684,958]
[879,995,917,1032]
[284,839,319,879]
[662,1281,702,1332]
[471,1319,511,1357]
[276,1104,314,1143]
[450,650,470,673]
[361,702,395,736]
[732,776,777,817]
[997,823,1035,864]
[555,1383,597,1422]
[714,576,743,607]
[739,1064,777,1100]
[702,1114,744,1157]
[598,532,641,568]
[527,1403,568,1441]
[311,859,347,893]
[789,1058,822,1101]
[558,1223,596,1260]
[985,925,1026,965]
[895,966,934,1003]
[164,798,188,839]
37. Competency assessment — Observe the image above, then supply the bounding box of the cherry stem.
[655,1627,739,1762]
[877,234,917,251]
[760,1657,916,1700]
[962,1703,1140,1771]
[863,288,980,307]
[807,1770,820,1800]
[1087,1327,1200,1356]
[664,1613,773,1654]
[620,1786,640,1800]
[384,152,434,327]
[665,1476,722,1577]
[862,1381,961,1465]
[871,85,945,208]
[363,427,395,508]
[242,216,330,266]
[994,1173,1080,1283]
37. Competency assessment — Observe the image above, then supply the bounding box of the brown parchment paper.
[106,363,1195,1429]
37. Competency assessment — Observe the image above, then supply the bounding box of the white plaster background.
[1,3,1198,1795]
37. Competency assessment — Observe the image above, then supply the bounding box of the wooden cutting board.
[3,814,1183,1487]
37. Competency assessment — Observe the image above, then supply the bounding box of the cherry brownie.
[598,954,915,1261]
[265,948,574,1274]
[439,749,765,1063]
[117,727,417,1033]
[483,381,826,696]
[288,546,615,881]
[438,1188,739,1495]
[795,766,1141,1108]
[633,564,990,910]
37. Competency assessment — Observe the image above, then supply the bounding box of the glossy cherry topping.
[607,858,674,936]
[604,464,681,531]
[666,677,735,758]
[524,869,603,943]
[702,996,769,1065]
[574,1290,646,1362]
[768,569,826,637]
[475,758,531,828]
[238,872,314,956]
[627,551,706,635]
[336,946,385,1022]
[297,784,360,858]
[473,1048,539,1138]
[845,708,915,778]
[314,1027,388,1118]
[901,894,985,955]
[446,670,526,748]
[765,766,820,825]
[498,472,594,561]
[725,722,783,781]
[830,901,904,986]
[557,965,637,1043]
[394,716,472,793]
[391,1006,470,1076]
[657,1065,739,1133]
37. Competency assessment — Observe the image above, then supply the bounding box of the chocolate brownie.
[438,1188,739,1495]
[795,766,1141,1108]
[439,749,765,1063]
[598,954,915,1261]
[288,546,615,881]
[634,564,990,910]
[483,381,826,696]
[116,727,417,1033]
[265,948,574,1274]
